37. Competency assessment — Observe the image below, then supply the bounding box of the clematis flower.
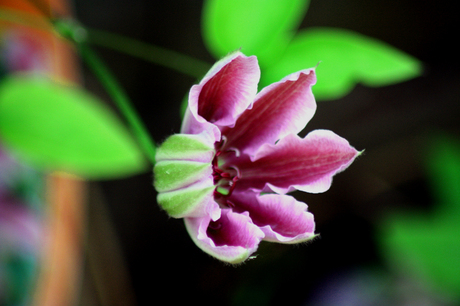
[154,51,359,263]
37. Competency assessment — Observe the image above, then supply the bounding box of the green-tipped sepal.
[154,160,212,193]
[157,182,217,219]
[155,133,214,163]
[154,134,219,219]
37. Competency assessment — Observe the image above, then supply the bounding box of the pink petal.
[184,209,264,264]
[181,107,221,143]
[234,130,359,194]
[186,51,260,129]
[222,69,317,156]
[229,191,316,243]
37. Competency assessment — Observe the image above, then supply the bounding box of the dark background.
[71,1,459,305]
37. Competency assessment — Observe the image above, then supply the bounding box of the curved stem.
[86,27,211,79]
[77,43,157,164]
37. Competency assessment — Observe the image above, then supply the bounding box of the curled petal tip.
[184,210,264,264]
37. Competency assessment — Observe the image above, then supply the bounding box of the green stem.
[86,28,211,79]
[77,43,157,164]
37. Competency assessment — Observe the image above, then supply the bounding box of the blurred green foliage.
[1,253,37,306]
[202,0,308,65]
[379,133,460,301]
[0,75,148,179]
[202,0,422,100]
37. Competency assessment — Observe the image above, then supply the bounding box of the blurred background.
[1,0,459,305]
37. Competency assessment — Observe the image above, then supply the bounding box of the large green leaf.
[263,28,422,100]
[202,0,309,64]
[0,75,147,179]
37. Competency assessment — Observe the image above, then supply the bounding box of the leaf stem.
[76,43,157,164]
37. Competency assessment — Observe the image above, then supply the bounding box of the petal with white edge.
[184,209,264,264]
[235,130,360,194]
[187,51,260,129]
[223,69,317,155]
[229,191,316,243]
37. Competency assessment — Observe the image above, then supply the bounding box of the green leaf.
[202,0,309,64]
[0,75,147,179]
[262,27,423,100]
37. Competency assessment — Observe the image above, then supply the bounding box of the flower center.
[212,141,239,206]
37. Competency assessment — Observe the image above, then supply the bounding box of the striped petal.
[222,69,317,156]
[183,51,260,133]
[235,130,359,194]
[154,133,219,219]
[229,191,316,243]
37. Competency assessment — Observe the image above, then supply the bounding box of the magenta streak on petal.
[234,131,359,194]
[195,55,260,127]
[228,191,315,242]
[222,70,317,156]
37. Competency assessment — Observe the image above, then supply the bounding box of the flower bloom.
[154,51,359,263]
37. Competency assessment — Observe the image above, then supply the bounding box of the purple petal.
[186,51,260,130]
[229,191,316,243]
[222,69,317,155]
[234,130,359,194]
[184,209,264,264]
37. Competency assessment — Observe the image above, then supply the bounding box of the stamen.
[212,141,240,200]
[216,186,230,196]
[220,172,231,179]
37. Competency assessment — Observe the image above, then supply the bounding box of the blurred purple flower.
[0,149,43,305]
[0,30,49,73]
[1,23,50,306]
[0,197,42,254]
[154,51,359,263]
[0,147,43,258]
